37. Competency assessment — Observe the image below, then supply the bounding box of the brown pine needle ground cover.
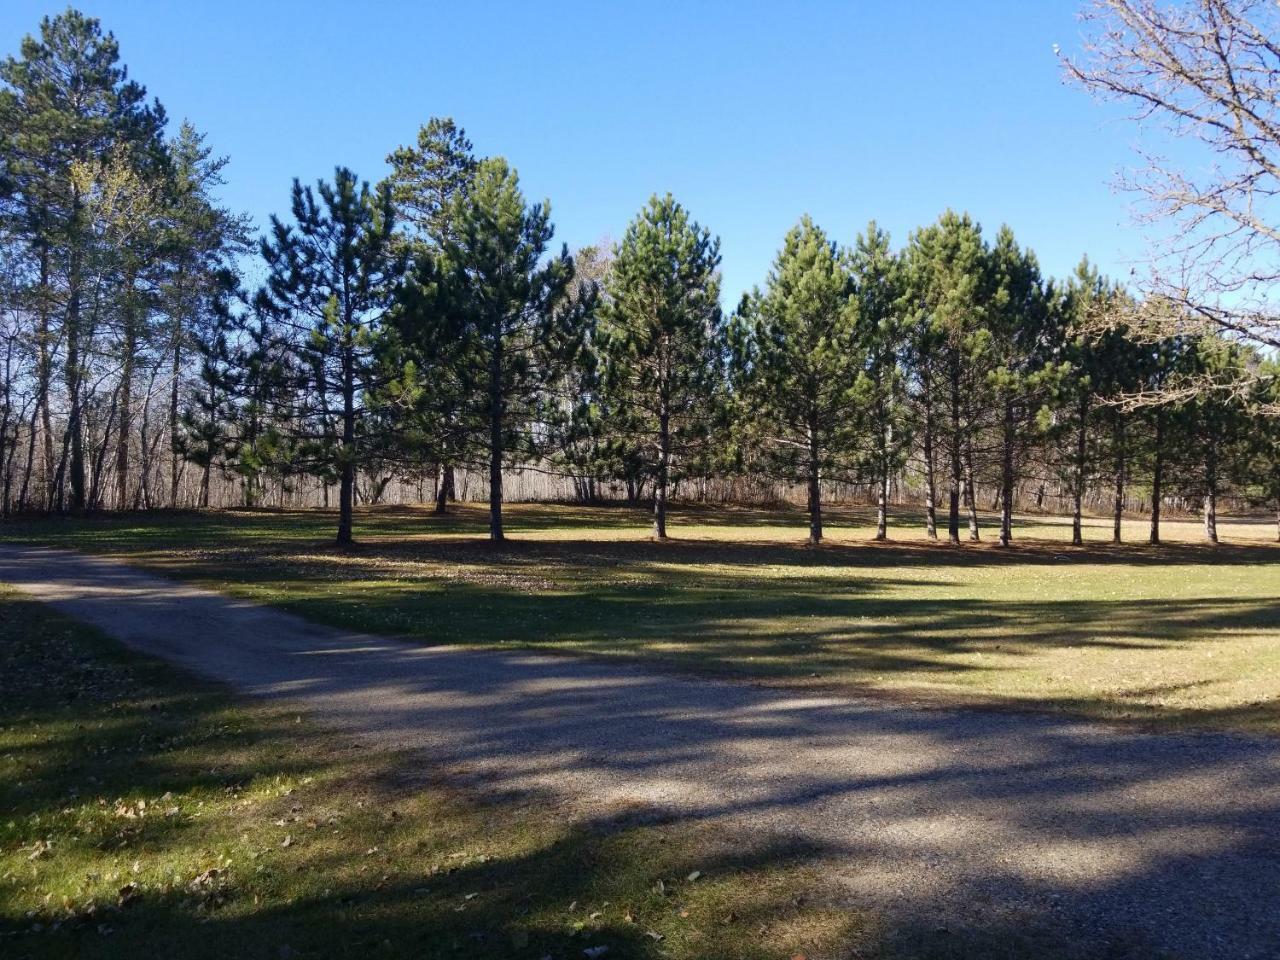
[4,502,1279,733]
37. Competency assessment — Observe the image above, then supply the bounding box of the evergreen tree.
[425,156,589,541]
[985,226,1063,546]
[850,221,909,540]
[256,167,398,544]
[1058,257,1120,546]
[600,194,722,539]
[1168,339,1257,543]
[903,212,991,544]
[731,216,861,544]
[382,118,479,512]
[160,120,251,507]
[177,298,239,507]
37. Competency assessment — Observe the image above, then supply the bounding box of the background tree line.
[2,9,1277,545]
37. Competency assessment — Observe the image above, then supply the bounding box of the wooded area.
[1,7,1277,546]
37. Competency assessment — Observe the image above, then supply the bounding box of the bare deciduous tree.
[1063,0,1280,360]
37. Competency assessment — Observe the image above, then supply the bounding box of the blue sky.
[2,1,1146,302]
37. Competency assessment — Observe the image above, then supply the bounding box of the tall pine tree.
[257,168,398,544]
[731,216,861,544]
[600,195,722,540]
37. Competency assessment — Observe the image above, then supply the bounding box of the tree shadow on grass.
[3,588,1278,958]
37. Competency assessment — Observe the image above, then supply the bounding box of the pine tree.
[903,212,991,545]
[985,226,1063,547]
[600,195,722,539]
[257,168,399,544]
[1169,338,1257,543]
[382,118,479,512]
[177,299,239,507]
[385,117,477,249]
[850,222,910,540]
[1058,257,1119,546]
[160,121,251,507]
[427,156,589,541]
[731,217,861,544]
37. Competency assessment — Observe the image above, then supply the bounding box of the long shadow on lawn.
[0,589,1192,960]
[4,550,1278,958]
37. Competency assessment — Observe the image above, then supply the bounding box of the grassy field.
[3,501,1278,733]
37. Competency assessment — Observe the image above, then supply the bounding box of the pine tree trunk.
[1149,411,1164,545]
[434,463,453,514]
[65,234,87,514]
[169,337,182,508]
[653,402,670,540]
[337,343,356,546]
[200,461,211,508]
[25,246,54,513]
[876,462,889,541]
[1203,435,1218,544]
[488,338,504,542]
[1111,414,1125,545]
[1072,395,1089,546]
[923,381,937,540]
[963,434,980,542]
[807,420,822,545]
[875,419,889,540]
[948,356,962,545]
[999,402,1015,547]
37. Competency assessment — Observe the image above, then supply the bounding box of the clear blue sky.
[2,1,1144,302]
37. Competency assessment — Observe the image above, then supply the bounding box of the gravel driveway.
[2,544,1277,958]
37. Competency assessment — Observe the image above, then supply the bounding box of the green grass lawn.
[4,501,1279,733]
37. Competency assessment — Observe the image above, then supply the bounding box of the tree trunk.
[18,400,39,513]
[1203,491,1218,543]
[999,402,1015,547]
[653,401,670,540]
[169,337,182,508]
[89,383,121,512]
[65,235,87,514]
[1111,414,1125,545]
[116,316,136,511]
[875,461,889,541]
[434,462,453,514]
[488,337,504,542]
[947,357,962,545]
[1203,435,1218,544]
[26,246,55,512]
[1071,395,1089,546]
[923,384,938,540]
[337,342,356,546]
[963,433,980,542]
[875,420,890,540]
[1149,411,1164,545]
[807,420,822,545]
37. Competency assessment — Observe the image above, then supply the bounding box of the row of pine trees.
[2,11,1277,545]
